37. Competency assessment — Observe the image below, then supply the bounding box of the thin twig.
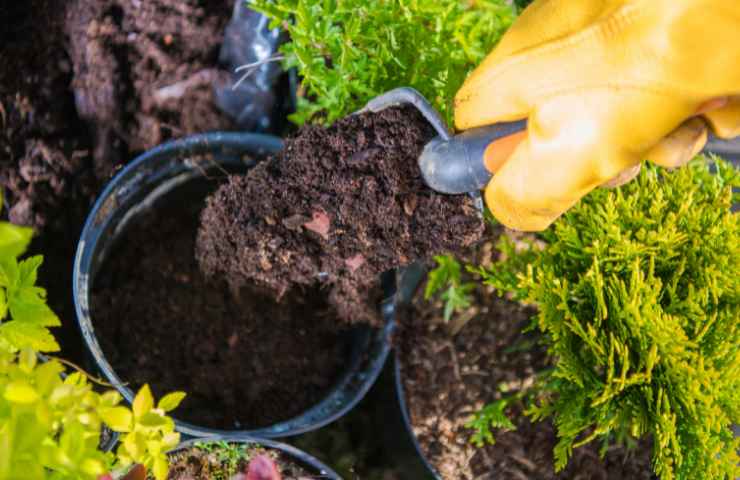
[232,55,285,90]
[48,355,122,388]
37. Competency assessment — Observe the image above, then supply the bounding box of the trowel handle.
[419,120,527,195]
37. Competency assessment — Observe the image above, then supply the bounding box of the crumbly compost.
[196,106,484,324]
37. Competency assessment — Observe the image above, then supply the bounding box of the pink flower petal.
[303,210,330,240]
[246,454,282,480]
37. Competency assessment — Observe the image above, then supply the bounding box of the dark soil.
[166,443,312,480]
[397,240,654,480]
[91,184,348,429]
[196,106,485,325]
[64,0,235,180]
[0,0,236,363]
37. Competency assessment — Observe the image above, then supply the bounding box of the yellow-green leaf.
[0,321,60,352]
[157,391,186,412]
[0,222,33,259]
[18,347,37,373]
[99,390,123,407]
[133,384,154,418]
[138,411,168,428]
[99,406,133,432]
[80,457,106,476]
[152,455,169,480]
[4,380,39,403]
[0,289,7,321]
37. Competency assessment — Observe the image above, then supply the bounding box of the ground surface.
[1,0,234,364]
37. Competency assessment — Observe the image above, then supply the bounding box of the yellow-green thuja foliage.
[478,157,740,480]
[0,197,184,480]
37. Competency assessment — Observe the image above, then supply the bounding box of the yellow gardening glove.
[455,0,740,231]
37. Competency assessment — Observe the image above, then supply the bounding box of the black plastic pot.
[391,264,440,480]
[73,131,397,438]
[170,434,341,479]
[388,135,740,479]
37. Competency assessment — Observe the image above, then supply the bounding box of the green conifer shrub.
[472,157,740,479]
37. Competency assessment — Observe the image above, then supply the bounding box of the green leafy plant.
[0,212,59,353]
[251,0,516,125]
[474,156,740,480]
[193,441,249,480]
[187,442,282,480]
[0,197,184,480]
[425,255,476,322]
[466,398,515,448]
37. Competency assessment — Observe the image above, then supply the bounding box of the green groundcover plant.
[433,157,739,480]
[251,0,517,125]
[0,196,184,480]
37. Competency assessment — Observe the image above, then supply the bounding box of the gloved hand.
[455,0,740,231]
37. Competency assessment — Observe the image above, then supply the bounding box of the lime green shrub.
[252,0,517,125]
[476,157,740,480]
[0,198,184,480]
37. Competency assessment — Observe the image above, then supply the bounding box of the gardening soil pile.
[1,0,234,361]
[196,106,485,324]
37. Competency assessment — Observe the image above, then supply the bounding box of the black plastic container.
[389,139,740,479]
[170,434,342,479]
[73,132,396,438]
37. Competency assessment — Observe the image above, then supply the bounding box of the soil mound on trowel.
[196,106,484,324]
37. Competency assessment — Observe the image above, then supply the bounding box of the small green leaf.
[4,380,39,404]
[18,347,36,373]
[99,390,123,407]
[0,222,33,259]
[157,391,186,412]
[133,384,154,418]
[0,321,60,352]
[138,412,168,428]
[100,406,133,432]
[0,289,7,321]
[152,455,169,480]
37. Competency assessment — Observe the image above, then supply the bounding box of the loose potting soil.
[397,241,654,480]
[196,106,485,325]
[166,444,311,480]
[91,188,349,429]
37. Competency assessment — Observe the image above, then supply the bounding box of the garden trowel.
[356,87,526,195]
[358,87,740,195]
